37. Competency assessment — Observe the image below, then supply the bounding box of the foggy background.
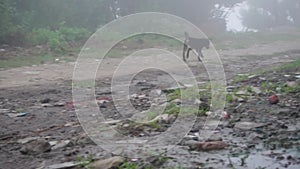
[1,0,300,45]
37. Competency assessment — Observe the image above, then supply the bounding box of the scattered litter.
[102,120,122,125]
[54,102,65,107]
[0,109,10,113]
[236,90,247,95]
[248,74,256,79]
[17,137,40,144]
[131,158,138,162]
[41,103,52,107]
[51,140,71,150]
[8,112,27,118]
[64,122,80,127]
[173,99,181,104]
[222,111,229,119]
[46,162,77,169]
[286,81,296,87]
[49,141,58,146]
[269,95,279,104]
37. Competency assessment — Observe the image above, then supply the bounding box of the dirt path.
[0,40,299,169]
[0,40,299,89]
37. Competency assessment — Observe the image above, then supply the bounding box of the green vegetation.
[27,26,90,52]
[76,155,93,168]
[0,54,57,68]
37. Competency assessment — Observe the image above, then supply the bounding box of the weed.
[76,155,93,168]
[119,162,138,169]
[280,83,300,93]
[163,103,180,115]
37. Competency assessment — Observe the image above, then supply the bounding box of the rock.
[40,98,51,103]
[46,162,77,169]
[191,141,227,151]
[274,108,290,115]
[194,99,202,104]
[51,140,72,150]
[234,122,266,130]
[269,95,279,104]
[286,81,296,87]
[237,97,245,102]
[207,136,223,142]
[20,139,51,155]
[183,140,199,149]
[89,156,125,169]
[76,134,94,145]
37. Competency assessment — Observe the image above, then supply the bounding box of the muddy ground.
[0,39,299,169]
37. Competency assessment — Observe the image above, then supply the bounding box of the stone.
[173,99,181,105]
[286,81,296,87]
[234,122,266,130]
[194,141,227,151]
[88,156,124,169]
[20,139,51,155]
[40,98,51,103]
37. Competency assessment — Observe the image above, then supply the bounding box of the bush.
[59,27,90,42]
[27,26,90,52]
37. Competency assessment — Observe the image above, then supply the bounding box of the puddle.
[230,146,300,169]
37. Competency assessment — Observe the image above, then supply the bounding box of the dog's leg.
[183,43,188,62]
[187,48,192,59]
[197,49,203,62]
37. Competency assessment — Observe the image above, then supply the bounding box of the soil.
[0,39,299,169]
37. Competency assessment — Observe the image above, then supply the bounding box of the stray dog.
[183,32,209,62]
